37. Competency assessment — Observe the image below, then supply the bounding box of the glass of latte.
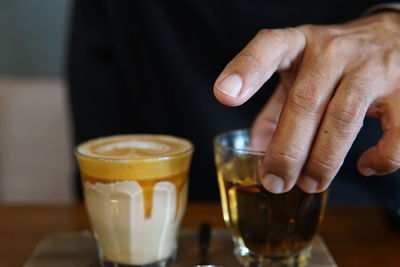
[214,129,328,267]
[75,134,193,267]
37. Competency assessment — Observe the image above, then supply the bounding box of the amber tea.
[214,129,328,267]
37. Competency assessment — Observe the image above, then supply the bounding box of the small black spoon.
[193,222,223,267]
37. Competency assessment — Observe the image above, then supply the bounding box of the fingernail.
[217,74,242,97]
[300,176,319,193]
[262,174,285,193]
[360,167,376,176]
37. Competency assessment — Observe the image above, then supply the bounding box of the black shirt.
[68,0,399,203]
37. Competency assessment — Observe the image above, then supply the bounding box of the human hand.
[213,12,400,193]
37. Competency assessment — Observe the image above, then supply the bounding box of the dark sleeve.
[364,2,400,14]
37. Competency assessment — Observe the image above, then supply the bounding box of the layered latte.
[76,135,193,265]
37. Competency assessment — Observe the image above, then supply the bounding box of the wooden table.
[0,203,399,267]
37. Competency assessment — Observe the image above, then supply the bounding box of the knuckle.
[268,146,303,168]
[327,99,366,127]
[306,157,341,179]
[384,50,400,70]
[288,89,323,115]
[285,26,305,39]
[297,24,316,33]
[378,147,400,171]
[372,12,400,32]
[257,28,272,38]
[322,33,365,59]
[324,35,348,55]
[342,78,372,100]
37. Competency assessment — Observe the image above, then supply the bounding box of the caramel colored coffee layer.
[76,135,192,181]
[83,171,188,219]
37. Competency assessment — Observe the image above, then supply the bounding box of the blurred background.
[0,1,398,205]
[0,0,74,203]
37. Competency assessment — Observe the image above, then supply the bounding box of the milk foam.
[77,135,192,159]
[97,140,169,154]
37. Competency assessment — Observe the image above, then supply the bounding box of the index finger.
[213,28,306,106]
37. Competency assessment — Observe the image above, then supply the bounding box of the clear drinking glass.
[75,134,193,267]
[214,129,328,267]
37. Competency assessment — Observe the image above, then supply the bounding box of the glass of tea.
[214,129,328,267]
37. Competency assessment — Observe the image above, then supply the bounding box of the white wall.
[0,77,74,203]
[0,1,73,202]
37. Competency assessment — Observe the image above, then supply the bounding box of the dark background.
[68,0,400,204]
